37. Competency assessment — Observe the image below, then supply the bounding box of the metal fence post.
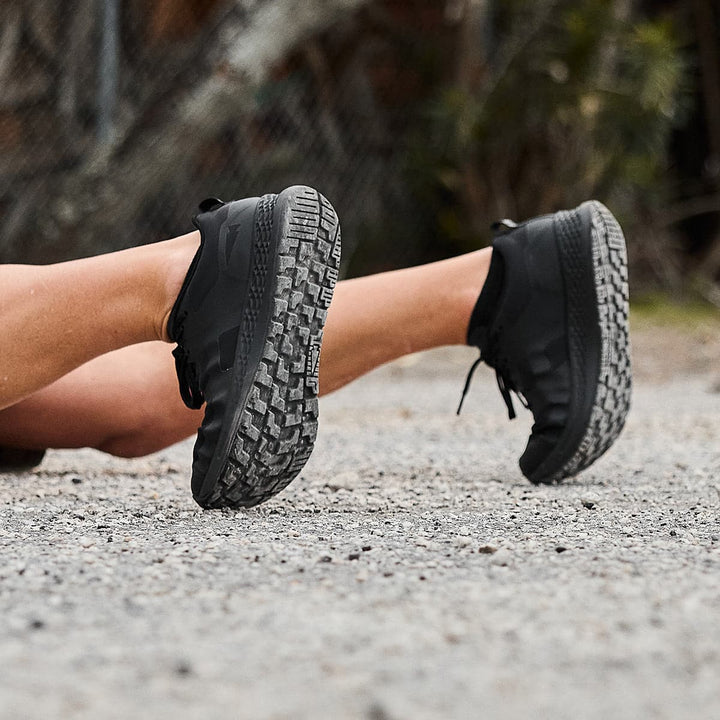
[98,0,120,144]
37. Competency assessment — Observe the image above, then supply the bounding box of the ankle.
[466,248,504,347]
[452,248,493,346]
[154,231,201,343]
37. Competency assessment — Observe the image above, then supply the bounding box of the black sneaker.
[0,447,46,472]
[462,200,631,484]
[168,186,341,508]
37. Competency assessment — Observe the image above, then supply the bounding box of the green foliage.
[630,293,720,325]
[402,0,688,256]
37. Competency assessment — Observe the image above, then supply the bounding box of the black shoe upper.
[168,196,261,487]
[465,215,573,480]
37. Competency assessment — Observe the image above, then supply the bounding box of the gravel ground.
[1,322,719,720]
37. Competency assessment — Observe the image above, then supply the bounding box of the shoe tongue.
[466,249,505,347]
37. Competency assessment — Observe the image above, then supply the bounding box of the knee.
[92,377,201,458]
[94,408,190,458]
[96,433,164,458]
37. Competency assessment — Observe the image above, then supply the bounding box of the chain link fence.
[1,0,451,271]
[3,0,718,293]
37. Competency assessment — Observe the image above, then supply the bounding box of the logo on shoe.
[306,340,321,390]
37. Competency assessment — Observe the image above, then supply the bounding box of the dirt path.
[1,319,719,719]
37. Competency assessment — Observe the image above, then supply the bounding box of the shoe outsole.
[197,186,340,508]
[530,200,631,483]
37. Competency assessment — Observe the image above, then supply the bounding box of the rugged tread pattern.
[203,188,340,509]
[553,201,632,481]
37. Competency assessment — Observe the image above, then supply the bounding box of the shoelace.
[456,352,529,420]
[457,217,530,419]
[167,199,224,411]
[171,317,204,409]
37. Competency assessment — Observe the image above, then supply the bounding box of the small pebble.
[325,470,358,492]
[175,661,192,677]
[491,549,512,566]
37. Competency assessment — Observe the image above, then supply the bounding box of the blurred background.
[1,0,719,303]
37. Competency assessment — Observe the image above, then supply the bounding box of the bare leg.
[0,231,198,411]
[320,248,492,394]
[0,343,201,457]
[0,248,492,457]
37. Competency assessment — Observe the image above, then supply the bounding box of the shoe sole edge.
[529,201,632,483]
